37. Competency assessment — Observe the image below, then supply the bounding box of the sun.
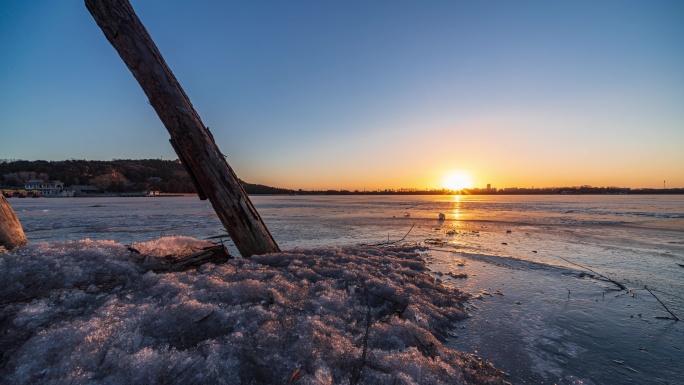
[442,171,474,191]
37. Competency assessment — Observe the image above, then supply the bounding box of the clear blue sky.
[1,0,683,189]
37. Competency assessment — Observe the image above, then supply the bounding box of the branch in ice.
[366,222,416,246]
[557,256,632,294]
[644,285,679,321]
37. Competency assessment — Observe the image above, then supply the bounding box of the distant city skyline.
[1,1,683,190]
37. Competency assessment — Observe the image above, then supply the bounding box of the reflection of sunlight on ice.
[453,195,461,221]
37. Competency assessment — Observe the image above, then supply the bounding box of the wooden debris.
[150,244,232,273]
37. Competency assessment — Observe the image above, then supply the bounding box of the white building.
[24,180,65,196]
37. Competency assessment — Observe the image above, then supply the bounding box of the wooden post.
[85,0,280,257]
[0,195,28,251]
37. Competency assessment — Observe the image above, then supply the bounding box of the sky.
[1,0,683,190]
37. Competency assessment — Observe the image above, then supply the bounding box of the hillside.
[0,159,290,195]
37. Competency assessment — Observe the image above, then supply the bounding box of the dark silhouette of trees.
[0,159,292,195]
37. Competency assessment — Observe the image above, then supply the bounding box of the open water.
[9,194,684,384]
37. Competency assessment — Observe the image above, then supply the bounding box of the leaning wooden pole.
[0,195,28,251]
[85,0,279,257]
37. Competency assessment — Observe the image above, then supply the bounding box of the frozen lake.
[9,194,684,384]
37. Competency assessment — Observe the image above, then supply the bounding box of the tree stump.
[0,195,28,251]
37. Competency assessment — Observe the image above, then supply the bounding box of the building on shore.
[70,185,99,197]
[24,180,65,196]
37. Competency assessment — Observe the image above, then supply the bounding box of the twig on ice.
[369,222,416,246]
[351,295,372,385]
[557,256,628,292]
[644,285,679,321]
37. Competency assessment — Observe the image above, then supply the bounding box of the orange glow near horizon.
[442,171,474,191]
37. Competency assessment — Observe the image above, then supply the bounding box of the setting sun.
[442,171,474,190]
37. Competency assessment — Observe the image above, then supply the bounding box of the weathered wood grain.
[85,0,280,257]
[0,195,28,251]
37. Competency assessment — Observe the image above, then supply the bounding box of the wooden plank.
[85,0,280,257]
[0,195,28,251]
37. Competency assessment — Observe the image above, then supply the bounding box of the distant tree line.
[292,186,683,195]
[0,159,291,195]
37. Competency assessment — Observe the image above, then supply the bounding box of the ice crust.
[0,237,503,384]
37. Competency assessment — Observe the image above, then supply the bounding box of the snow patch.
[0,239,503,384]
